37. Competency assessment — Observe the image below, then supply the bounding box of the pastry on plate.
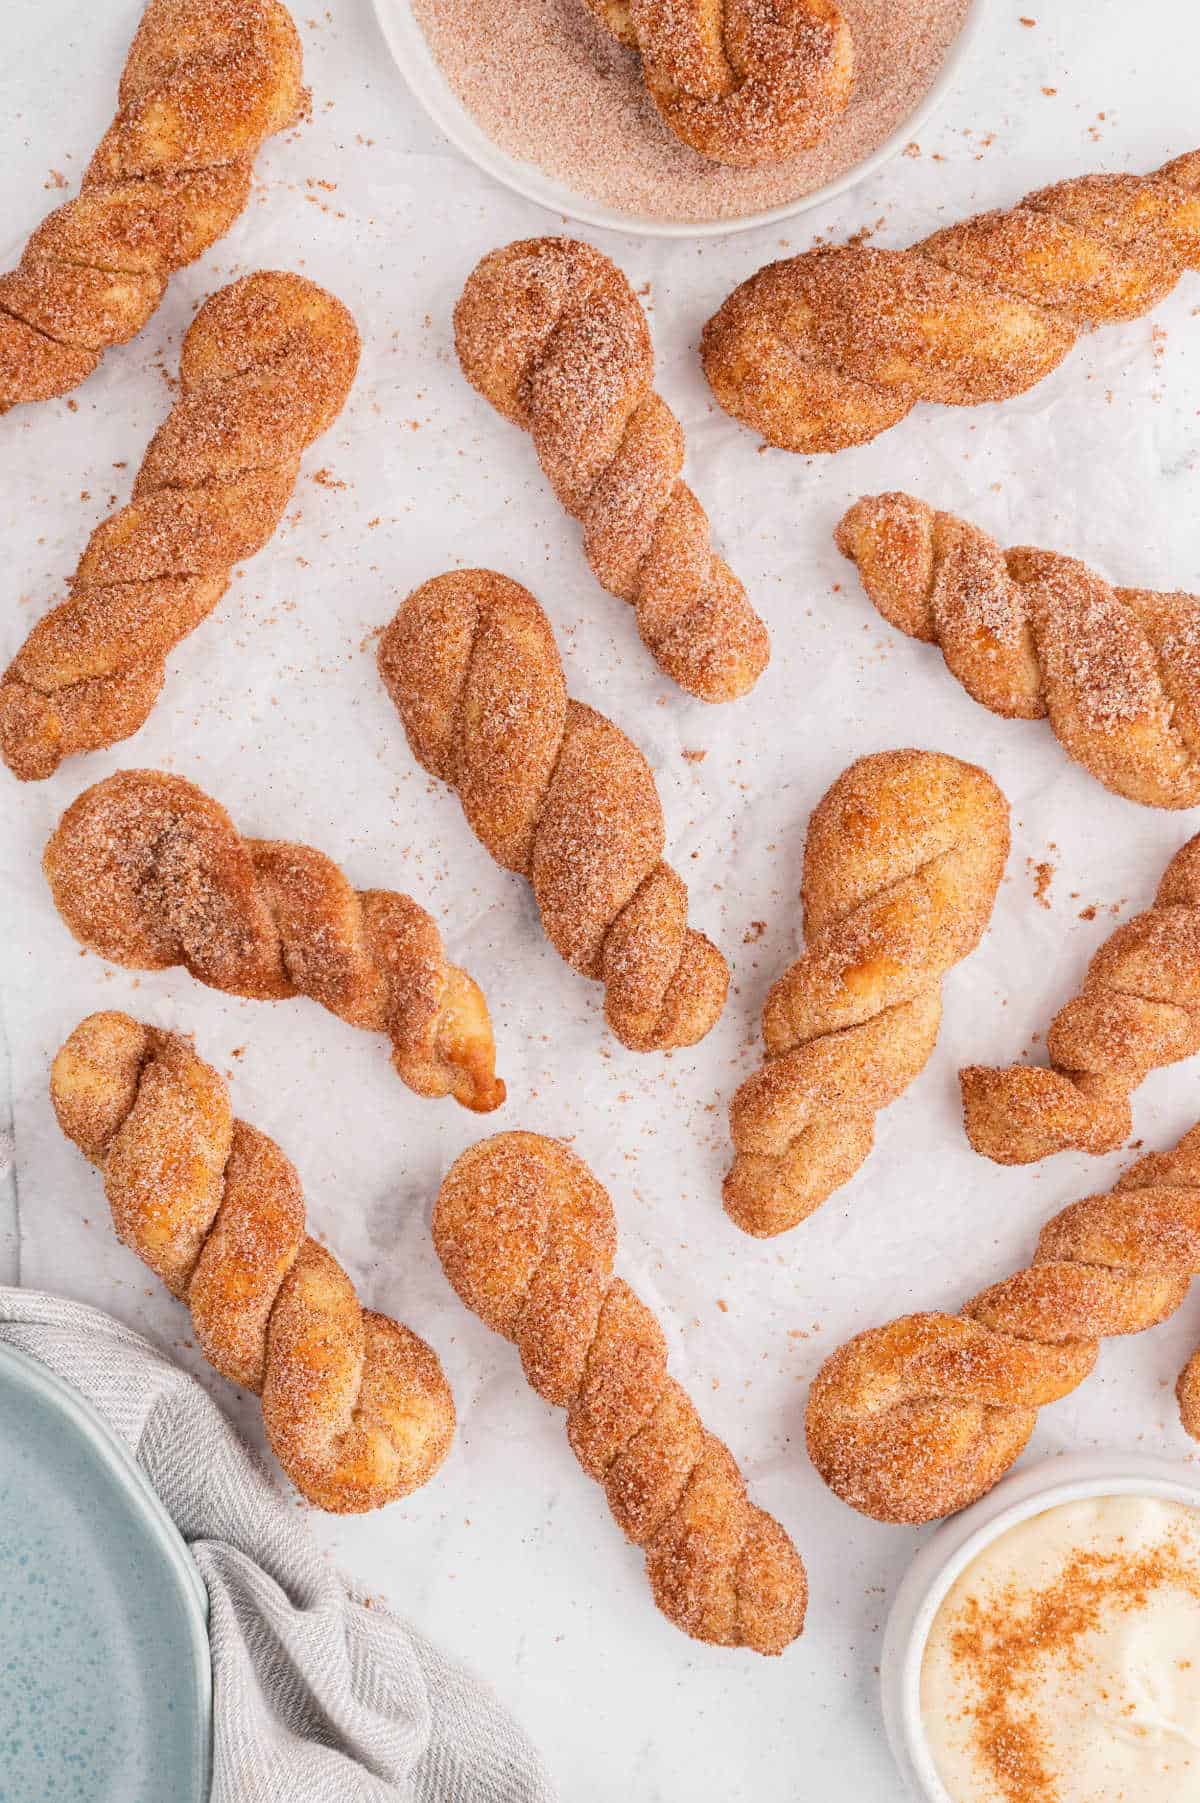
[585,0,853,165]
[52,1010,455,1512]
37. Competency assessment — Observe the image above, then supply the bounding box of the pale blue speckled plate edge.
[0,1337,213,1803]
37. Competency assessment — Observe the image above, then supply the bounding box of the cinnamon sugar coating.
[726,750,1009,1236]
[44,770,504,1113]
[838,493,1200,810]
[52,1011,455,1511]
[1,270,360,781]
[435,1132,806,1651]
[702,148,1200,452]
[0,0,307,412]
[961,833,1200,1165]
[583,0,853,166]
[379,570,729,1053]
[807,1125,1200,1524]
[455,238,769,703]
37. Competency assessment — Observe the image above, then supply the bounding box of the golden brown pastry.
[961,833,1200,1165]
[583,0,853,166]
[45,770,504,1113]
[1,270,359,781]
[725,750,1009,1237]
[455,238,769,703]
[379,569,729,1053]
[1,0,306,412]
[702,149,1200,453]
[837,493,1200,810]
[807,1125,1200,1524]
[52,1010,455,1512]
[435,1131,807,1652]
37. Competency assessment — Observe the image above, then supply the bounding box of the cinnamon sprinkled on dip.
[921,1497,1200,1803]
[410,0,971,224]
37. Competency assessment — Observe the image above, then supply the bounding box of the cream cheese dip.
[920,1494,1200,1803]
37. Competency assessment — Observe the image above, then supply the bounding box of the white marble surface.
[2,2,1199,1798]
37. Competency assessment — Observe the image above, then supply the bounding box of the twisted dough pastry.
[702,149,1200,453]
[837,493,1200,810]
[379,570,729,1053]
[1,0,306,412]
[44,770,504,1113]
[726,750,1009,1237]
[435,1132,807,1652]
[807,1125,1200,1524]
[455,239,769,703]
[52,1011,455,1512]
[1,269,359,781]
[584,0,853,166]
[961,832,1200,1165]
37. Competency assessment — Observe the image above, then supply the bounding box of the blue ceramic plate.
[0,1340,212,1803]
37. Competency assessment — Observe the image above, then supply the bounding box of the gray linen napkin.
[0,1286,557,1803]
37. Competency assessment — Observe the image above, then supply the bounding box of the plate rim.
[372,0,991,240]
[0,1336,213,1803]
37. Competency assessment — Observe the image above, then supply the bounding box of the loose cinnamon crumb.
[1027,857,1054,909]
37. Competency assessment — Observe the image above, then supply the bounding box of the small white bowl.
[880,1450,1200,1803]
[373,0,990,240]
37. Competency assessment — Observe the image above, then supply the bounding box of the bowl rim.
[0,1337,212,1802]
[372,0,991,240]
[879,1449,1200,1803]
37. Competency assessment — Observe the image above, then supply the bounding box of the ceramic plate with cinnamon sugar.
[374,0,987,238]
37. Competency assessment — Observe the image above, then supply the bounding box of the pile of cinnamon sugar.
[410,0,971,224]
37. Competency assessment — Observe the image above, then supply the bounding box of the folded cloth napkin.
[0,1287,557,1803]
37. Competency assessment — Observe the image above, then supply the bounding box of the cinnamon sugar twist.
[807,1125,1200,1524]
[44,770,504,1113]
[435,1132,807,1652]
[455,238,769,703]
[837,493,1200,810]
[379,570,729,1053]
[726,750,1009,1237]
[1,0,307,412]
[584,0,853,166]
[702,149,1200,453]
[53,1011,455,1512]
[1,269,359,781]
[961,833,1200,1165]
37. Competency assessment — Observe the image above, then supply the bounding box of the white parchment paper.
[2,3,1200,1798]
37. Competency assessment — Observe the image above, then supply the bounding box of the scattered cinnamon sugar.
[1027,853,1055,908]
[410,0,971,224]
